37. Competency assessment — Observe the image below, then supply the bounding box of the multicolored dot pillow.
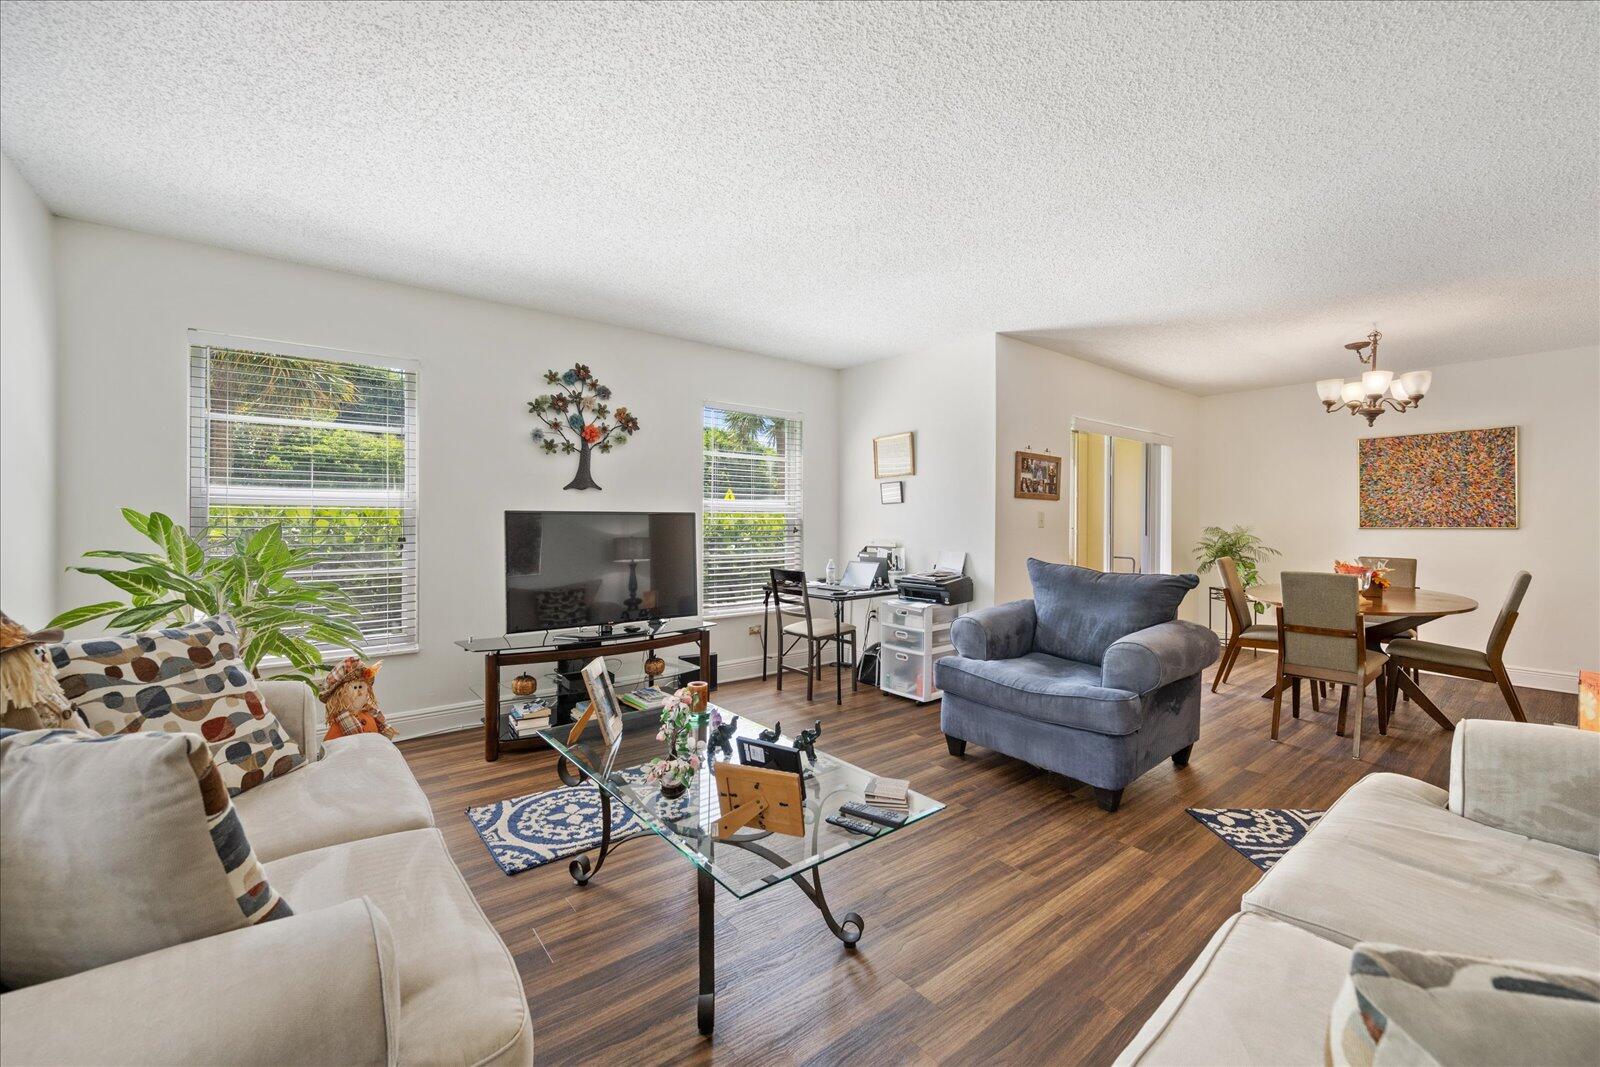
[48,616,305,794]
[0,726,292,987]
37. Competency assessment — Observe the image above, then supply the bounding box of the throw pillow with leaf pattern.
[48,616,304,794]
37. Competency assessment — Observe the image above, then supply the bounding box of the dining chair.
[1211,556,1278,692]
[1384,571,1531,725]
[1273,571,1388,759]
[769,568,857,702]
[1357,555,1420,700]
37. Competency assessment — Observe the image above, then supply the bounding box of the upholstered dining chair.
[1384,571,1531,725]
[1210,556,1278,692]
[1357,555,1420,700]
[1273,571,1388,759]
[769,568,856,702]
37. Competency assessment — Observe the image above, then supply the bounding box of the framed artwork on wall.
[873,431,916,478]
[880,480,904,504]
[1357,426,1519,529]
[1014,450,1062,500]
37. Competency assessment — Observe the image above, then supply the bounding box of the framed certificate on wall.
[873,431,915,478]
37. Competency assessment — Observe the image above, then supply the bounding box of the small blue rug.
[1187,807,1324,872]
[467,782,652,876]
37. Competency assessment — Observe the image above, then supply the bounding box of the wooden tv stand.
[464,625,714,762]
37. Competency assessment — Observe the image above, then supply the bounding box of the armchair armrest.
[950,600,1037,661]
[1448,720,1600,855]
[1101,621,1220,695]
[261,677,321,761]
[0,899,398,1066]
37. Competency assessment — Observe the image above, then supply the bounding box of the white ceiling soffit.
[1,1,1595,393]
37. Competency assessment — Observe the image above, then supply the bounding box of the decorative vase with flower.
[644,687,705,800]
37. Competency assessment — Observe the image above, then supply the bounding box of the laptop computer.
[812,559,883,592]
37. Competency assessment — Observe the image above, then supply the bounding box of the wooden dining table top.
[1246,583,1478,619]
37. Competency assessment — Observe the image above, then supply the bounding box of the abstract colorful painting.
[1358,426,1518,529]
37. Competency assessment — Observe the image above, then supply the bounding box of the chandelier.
[1316,330,1432,426]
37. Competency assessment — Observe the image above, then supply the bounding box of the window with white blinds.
[701,405,803,616]
[188,333,419,654]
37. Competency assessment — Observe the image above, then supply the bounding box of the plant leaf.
[47,601,127,630]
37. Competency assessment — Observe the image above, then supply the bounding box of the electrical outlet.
[1037,510,1046,529]
[748,625,762,636]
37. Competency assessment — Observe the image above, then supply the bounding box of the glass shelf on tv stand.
[455,619,715,655]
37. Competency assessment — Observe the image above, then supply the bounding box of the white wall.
[0,154,57,623]
[838,334,997,606]
[1198,346,1600,690]
[50,220,840,727]
[993,336,1205,616]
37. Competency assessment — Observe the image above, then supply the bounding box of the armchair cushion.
[1448,720,1600,855]
[936,653,1142,735]
[1027,559,1198,665]
[950,600,1036,660]
[1102,621,1221,696]
[0,899,398,1066]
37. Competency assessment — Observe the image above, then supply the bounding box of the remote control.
[840,801,907,827]
[826,814,880,836]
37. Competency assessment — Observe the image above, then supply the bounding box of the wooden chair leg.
[1492,664,1527,722]
[1352,685,1363,760]
[1336,685,1349,737]
[1310,682,1321,713]
[1377,670,1389,736]
[1395,669,1453,731]
[805,642,815,701]
[1270,668,1285,740]
[1212,638,1240,692]
[1291,678,1302,719]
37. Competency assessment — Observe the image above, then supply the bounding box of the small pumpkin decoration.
[511,672,537,697]
[643,652,666,686]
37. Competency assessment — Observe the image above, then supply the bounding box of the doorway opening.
[1070,420,1172,575]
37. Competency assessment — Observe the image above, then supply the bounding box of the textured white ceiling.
[1,1,1595,393]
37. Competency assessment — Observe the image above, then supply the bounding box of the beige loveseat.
[1117,719,1600,1065]
[1,681,533,1066]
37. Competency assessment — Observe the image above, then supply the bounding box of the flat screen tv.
[505,511,699,634]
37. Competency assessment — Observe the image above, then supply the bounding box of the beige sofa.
[1118,719,1600,1065]
[1,681,533,1067]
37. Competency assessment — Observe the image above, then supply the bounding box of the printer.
[895,550,974,606]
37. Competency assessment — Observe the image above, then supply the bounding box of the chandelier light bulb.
[1400,370,1432,398]
[1316,378,1344,404]
[1362,369,1394,399]
[1340,381,1364,405]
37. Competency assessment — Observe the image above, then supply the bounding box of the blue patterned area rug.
[467,783,650,876]
[1187,808,1325,872]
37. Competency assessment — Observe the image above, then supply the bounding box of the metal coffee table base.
[563,771,865,1035]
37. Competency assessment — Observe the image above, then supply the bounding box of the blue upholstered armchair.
[935,560,1220,811]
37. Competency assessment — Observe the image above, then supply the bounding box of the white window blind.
[188,335,419,654]
[701,405,803,616]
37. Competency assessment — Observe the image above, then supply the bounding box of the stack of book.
[864,776,910,811]
[619,687,672,712]
[507,700,553,738]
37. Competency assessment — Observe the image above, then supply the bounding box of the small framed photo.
[880,480,904,504]
[580,656,624,748]
[1014,450,1061,500]
[873,431,916,478]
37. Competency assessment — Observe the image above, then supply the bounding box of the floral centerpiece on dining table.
[644,687,707,799]
[1335,559,1389,598]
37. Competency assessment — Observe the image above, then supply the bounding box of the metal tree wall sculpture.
[528,363,640,490]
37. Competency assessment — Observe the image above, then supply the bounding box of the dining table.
[1245,583,1478,732]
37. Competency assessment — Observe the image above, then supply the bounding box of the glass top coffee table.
[538,705,943,1034]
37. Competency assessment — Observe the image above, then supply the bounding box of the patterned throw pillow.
[1328,941,1600,1066]
[535,586,589,628]
[48,616,304,794]
[0,727,291,987]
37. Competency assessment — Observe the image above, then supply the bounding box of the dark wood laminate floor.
[399,654,1576,1066]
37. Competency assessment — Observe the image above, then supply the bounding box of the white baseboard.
[1503,666,1579,694]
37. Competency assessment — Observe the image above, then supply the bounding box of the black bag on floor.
[856,642,881,687]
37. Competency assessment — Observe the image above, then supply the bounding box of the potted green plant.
[49,509,364,684]
[1192,525,1281,616]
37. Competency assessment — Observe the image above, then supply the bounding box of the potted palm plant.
[1192,526,1280,617]
[50,509,364,685]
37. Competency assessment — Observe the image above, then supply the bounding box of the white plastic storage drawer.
[886,604,929,630]
[882,626,923,652]
[880,649,926,700]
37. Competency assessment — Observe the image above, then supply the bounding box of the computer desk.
[758,583,900,705]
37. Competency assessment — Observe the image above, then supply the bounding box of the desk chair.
[769,569,857,703]
[1273,572,1388,759]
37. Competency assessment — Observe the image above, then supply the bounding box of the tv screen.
[505,511,699,634]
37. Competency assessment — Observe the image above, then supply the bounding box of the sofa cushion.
[1114,912,1350,1066]
[234,733,435,863]
[1328,942,1600,1067]
[48,616,305,795]
[1242,772,1600,970]
[1026,559,1197,666]
[936,652,1142,735]
[264,828,533,1066]
[0,727,290,988]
